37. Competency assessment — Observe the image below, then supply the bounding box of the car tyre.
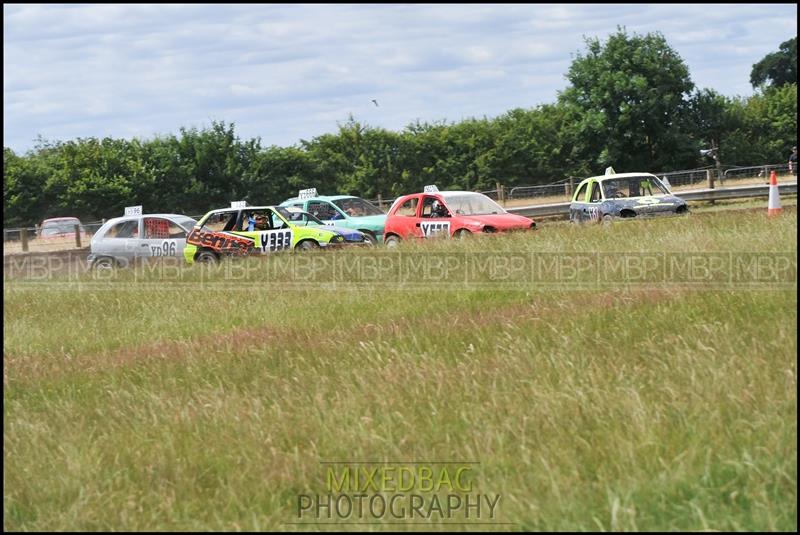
[92,257,115,270]
[602,214,615,226]
[195,250,219,264]
[360,231,378,245]
[297,240,319,251]
[384,235,401,248]
[455,229,472,239]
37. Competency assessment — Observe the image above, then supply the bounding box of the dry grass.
[4,208,796,531]
[3,235,88,255]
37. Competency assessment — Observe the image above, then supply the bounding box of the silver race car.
[87,213,198,268]
[570,170,688,224]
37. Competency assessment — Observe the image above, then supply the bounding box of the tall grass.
[4,209,797,531]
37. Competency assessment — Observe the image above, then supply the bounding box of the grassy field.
[4,208,797,531]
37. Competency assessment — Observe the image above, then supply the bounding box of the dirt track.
[3,247,90,279]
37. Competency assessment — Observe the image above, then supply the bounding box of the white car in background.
[87,213,197,269]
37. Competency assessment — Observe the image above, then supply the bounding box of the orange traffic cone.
[768,170,782,217]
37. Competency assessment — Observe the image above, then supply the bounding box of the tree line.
[4,30,796,227]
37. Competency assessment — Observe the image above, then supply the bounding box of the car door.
[391,195,421,239]
[586,180,604,222]
[570,181,590,222]
[139,217,189,260]
[242,208,293,253]
[94,218,141,265]
[418,195,451,238]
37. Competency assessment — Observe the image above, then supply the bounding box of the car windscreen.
[332,197,384,216]
[443,194,506,215]
[601,176,669,198]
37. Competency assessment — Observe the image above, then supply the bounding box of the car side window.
[307,201,339,220]
[204,212,236,232]
[420,196,439,217]
[270,210,289,230]
[395,197,419,217]
[105,220,139,238]
[574,183,588,202]
[143,218,175,239]
[239,210,276,231]
[589,182,602,203]
[167,221,187,239]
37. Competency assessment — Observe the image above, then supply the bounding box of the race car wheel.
[297,240,319,251]
[359,231,378,245]
[455,229,472,239]
[195,250,219,264]
[602,214,615,226]
[92,257,115,270]
[384,235,401,248]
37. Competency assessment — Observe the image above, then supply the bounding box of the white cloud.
[3,3,797,153]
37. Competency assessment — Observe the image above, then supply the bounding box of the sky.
[3,3,797,154]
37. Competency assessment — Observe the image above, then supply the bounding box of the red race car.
[38,217,90,240]
[383,187,536,246]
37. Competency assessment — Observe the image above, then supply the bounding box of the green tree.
[243,145,314,204]
[558,27,696,174]
[493,105,574,184]
[138,134,189,215]
[302,117,406,199]
[686,88,749,165]
[32,137,138,222]
[172,121,254,214]
[3,147,52,227]
[750,37,797,89]
[739,83,797,163]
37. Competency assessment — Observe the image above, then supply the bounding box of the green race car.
[280,189,387,243]
[184,204,367,264]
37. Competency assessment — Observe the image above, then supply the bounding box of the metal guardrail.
[507,202,573,218]
[508,182,572,199]
[655,167,717,187]
[679,182,797,201]
[507,182,798,218]
[723,164,791,180]
[477,189,500,200]
[656,164,794,187]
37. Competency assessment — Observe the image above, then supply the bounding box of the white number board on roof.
[298,188,318,200]
[423,185,439,193]
[124,205,142,216]
[231,201,247,209]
